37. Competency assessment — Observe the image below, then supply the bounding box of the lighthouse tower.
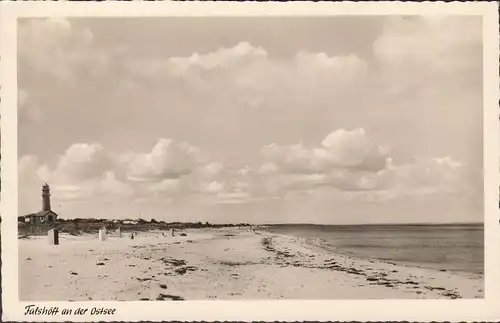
[42,183,51,211]
[19,183,59,225]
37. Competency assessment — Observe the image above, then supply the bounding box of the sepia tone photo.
[15,15,486,302]
[1,2,499,321]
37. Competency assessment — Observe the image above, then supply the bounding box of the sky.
[17,16,484,224]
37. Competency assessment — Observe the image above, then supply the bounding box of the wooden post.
[116,228,121,238]
[99,228,107,241]
[48,228,59,245]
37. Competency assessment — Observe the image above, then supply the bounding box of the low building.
[122,220,138,225]
[20,183,59,225]
[22,210,59,225]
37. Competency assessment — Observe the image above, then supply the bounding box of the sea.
[266,223,484,275]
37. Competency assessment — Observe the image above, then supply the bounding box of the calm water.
[266,224,484,275]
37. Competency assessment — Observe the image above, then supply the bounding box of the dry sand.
[18,228,484,301]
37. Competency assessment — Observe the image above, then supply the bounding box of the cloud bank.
[17,16,483,223]
[20,129,477,210]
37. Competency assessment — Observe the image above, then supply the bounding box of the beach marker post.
[116,228,121,238]
[99,228,107,241]
[47,228,59,245]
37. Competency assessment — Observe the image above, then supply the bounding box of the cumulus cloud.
[53,171,134,202]
[19,143,131,203]
[258,128,473,200]
[20,143,115,186]
[54,143,114,181]
[127,42,268,77]
[18,18,109,81]
[19,139,216,205]
[203,162,225,176]
[18,131,477,222]
[172,162,263,205]
[125,42,368,107]
[169,41,268,73]
[320,128,390,171]
[125,138,202,182]
[145,179,181,196]
[365,156,469,194]
[203,181,225,194]
[192,167,254,204]
[261,143,328,174]
[200,183,254,205]
[262,128,389,175]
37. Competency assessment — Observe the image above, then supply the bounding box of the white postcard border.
[1,1,499,322]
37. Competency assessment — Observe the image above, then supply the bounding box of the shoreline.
[261,225,483,277]
[19,227,483,301]
[260,233,484,299]
[298,235,482,277]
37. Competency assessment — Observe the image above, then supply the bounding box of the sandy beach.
[18,228,484,301]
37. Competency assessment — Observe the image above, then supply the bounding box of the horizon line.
[43,218,484,226]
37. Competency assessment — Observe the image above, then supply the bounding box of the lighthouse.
[18,183,59,225]
[42,183,51,211]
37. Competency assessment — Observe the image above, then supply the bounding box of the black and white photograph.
[1,1,499,322]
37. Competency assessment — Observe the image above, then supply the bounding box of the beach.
[18,227,484,301]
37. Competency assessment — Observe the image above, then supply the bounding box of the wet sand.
[18,227,484,301]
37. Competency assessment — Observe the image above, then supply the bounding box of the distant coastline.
[262,222,484,227]
[17,218,253,237]
[18,217,483,237]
